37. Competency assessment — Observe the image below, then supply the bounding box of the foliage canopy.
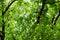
[0,0,60,40]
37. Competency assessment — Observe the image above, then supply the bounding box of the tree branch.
[3,0,16,14]
[36,0,46,23]
[51,10,60,29]
[1,0,16,40]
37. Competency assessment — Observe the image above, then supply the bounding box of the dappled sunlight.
[0,0,60,40]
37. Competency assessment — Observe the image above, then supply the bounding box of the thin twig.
[51,10,60,29]
[3,0,16,14]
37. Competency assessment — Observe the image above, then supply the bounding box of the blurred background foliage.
[0,0,60,40]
